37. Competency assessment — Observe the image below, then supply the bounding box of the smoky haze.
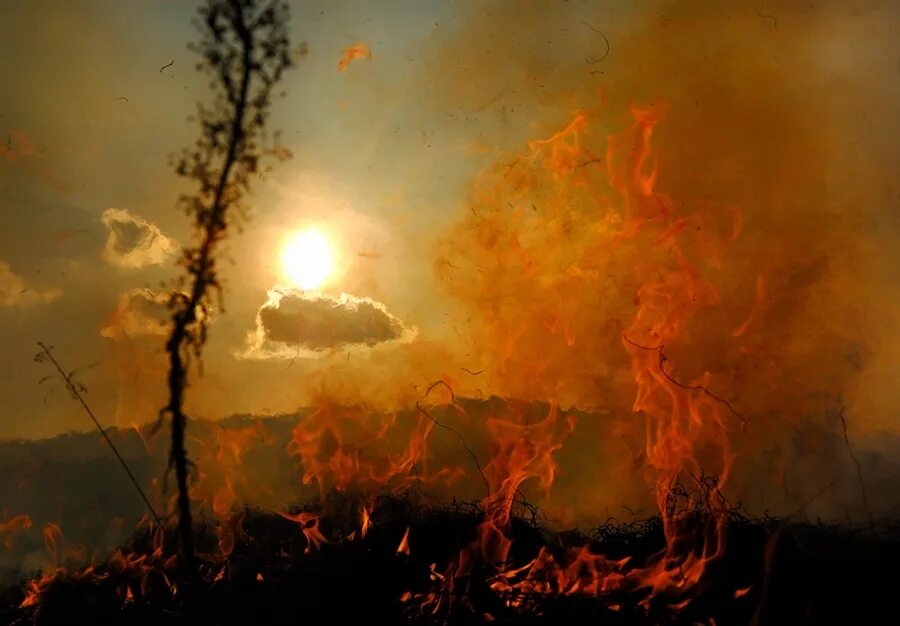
[1,0,899,571]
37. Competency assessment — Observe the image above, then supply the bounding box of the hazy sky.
[1,0,899,442]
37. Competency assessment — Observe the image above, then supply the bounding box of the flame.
[187,420,271,557]
[423,102,748,615]
[474,404,574,567]
[338,42,372,72]
[0,513,32,548]
[42,522,64,566]
[18,105,751,621]
[288,396,437,496]
[361,506,371,538]
[279,511,328,553]
[396,526,411,555]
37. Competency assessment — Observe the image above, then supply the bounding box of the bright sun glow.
[282,229,334,290]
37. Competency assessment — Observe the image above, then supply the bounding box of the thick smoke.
[428,0,900,523]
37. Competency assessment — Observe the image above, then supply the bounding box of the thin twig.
[35,342,163,527]
[622,333,746,430]
[417,380,490,497]
[838,406,874,530]
[580,20,611,62]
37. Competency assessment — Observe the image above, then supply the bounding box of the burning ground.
[2,0,900,624]
[1,411,899,625]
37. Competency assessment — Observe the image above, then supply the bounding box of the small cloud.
[0,260,62,308]
[100,289,170,341]
[338,42,372,72]
[238,288,416,360]
[101,208,176,269]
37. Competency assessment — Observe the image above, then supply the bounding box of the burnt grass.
[1,495,898,626]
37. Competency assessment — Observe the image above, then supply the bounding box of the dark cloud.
[101,208,175,269]
[239,289,416,359]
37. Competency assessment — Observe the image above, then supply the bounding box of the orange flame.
[280,511,328,553]
[0,513,32,548]
[396,526,411,555]
[426,101,748,614]
[338,42,372,72]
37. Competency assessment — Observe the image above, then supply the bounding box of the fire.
[396,526,411,555]
[279,511,327,553]
[337,42,372,72]
[413,100,749,615]
[474,403,574,567]
[12,104,754,622]
[188,420,271,556]
[0,514,31,548]
[287,397,438,496]
[42,523,64,566]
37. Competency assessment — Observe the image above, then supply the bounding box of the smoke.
[1,129,69,193]
[425,0,900,522]
[0,260,61,307]
[4,3,898,568]
[99,289,169,341]
[100,208,175,269]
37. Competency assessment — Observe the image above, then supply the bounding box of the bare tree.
[162,0,292,571]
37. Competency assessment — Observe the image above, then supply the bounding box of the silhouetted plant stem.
[35,342,163,528]
[162,0,293,574]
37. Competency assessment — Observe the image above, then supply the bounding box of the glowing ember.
[337,42,372,72]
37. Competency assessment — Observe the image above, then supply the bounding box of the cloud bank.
[238,288,417,360]
[101,208,175,269]
[0,260,61,308]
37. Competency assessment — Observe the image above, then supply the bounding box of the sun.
[281,228,334,290]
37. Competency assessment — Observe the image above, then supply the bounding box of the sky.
[1,0,899,448]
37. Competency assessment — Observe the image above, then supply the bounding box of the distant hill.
[2,399,897,581]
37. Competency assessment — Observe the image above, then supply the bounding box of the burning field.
[1,0,899,624]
